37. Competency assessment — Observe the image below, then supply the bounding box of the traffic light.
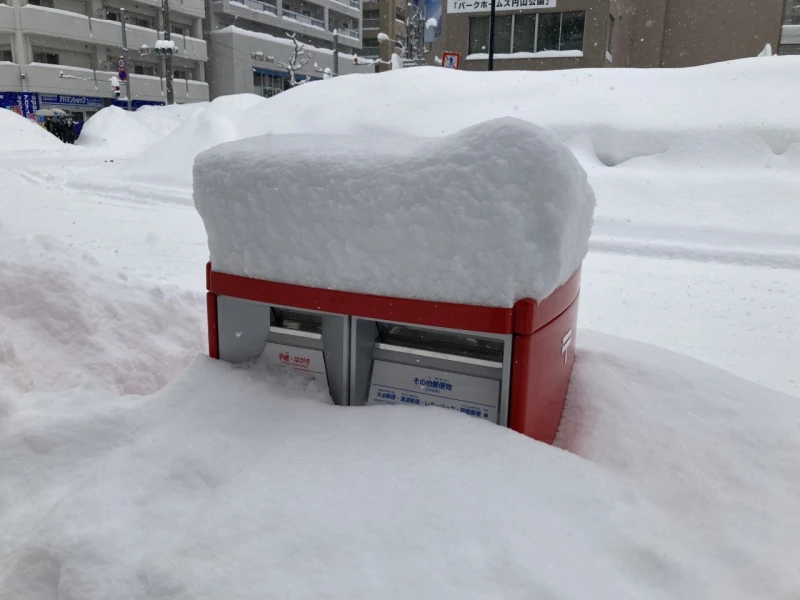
[154,42,178,56]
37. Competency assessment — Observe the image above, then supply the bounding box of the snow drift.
[0,223,205,396]
[1,332,798,599]
[83,56,800,190]
[195,118,595,306]
[0,109,64,153]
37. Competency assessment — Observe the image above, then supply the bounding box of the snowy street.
[1,60,800,598]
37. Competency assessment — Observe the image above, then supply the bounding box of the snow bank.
[2,332,798,599]
[96,56,800,188]
[78,103,207,153]
[0,222,204,396]
[77,106,160,153]
[195,118,595,306]
[0,109,64,153]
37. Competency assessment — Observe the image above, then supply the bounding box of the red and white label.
[262,343,328,383]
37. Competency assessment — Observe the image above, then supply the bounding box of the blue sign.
[111,98,165,110]
[39,94,104,108]
[0,92,40,118]
[118,69,128,81]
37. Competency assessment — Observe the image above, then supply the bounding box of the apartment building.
[430,0,790,71]
[360,0,406,69]
[205,0,367,97]
[0,0,209,120]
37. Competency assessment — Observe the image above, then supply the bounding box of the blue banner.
[0,92,40,118]
[425,0,442,41]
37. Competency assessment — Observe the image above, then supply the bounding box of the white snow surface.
[1,57,800,598]
[80,57,800,191]
[1,333,798,599]
[194,118,596,306]
[0,109,64,152]
[78,103,207,154]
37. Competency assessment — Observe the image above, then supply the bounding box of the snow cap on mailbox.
[193,117,596,308]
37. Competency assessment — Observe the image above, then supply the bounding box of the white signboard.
[367,360,500,423]
[448,0,555,14]
[262,343,328,385]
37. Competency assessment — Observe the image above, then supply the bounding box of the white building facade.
[205,0,367,98]
[0,0,209,120]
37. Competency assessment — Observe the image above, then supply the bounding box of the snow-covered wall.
[194,118,595,307]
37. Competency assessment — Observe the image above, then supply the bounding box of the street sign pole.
[488,0,496,71]
[119,8,132,110]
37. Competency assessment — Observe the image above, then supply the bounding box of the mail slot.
[350,319,513,424]
[213,294,350,405]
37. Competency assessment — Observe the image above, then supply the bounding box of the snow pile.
[0,109,64,153]
[78,103,207,154]
[0,222,205,396]
[195,118,596,306]
[91,56,800,189]
[2,332,798,599]
[77,106,160,153]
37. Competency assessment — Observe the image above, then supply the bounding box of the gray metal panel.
[217,295,273,363]
[349,318,378,406]
[321,313,350,406]
[350,316,513,425]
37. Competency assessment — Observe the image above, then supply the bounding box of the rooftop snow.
[194,117,596,306]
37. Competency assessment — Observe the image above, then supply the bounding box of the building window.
[778,44,800,55]
[559,11,584,51]
[28,0,55,7]
[33,51,59,64]
[106,10,118,20]
[468,11,584,55]
[468,15,511,54]
[606,14,615,56]
[171,24,187,36]
[362,37,380,56]
[1,48,12,62]
[133,17,152,28]
[173,68,192,80]
[785,0,800,25]
[134,64,155,75]
[253,71,286,98]
[395,6,405,21]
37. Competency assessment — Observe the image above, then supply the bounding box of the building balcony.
[234,0,278,15]
[19,5,92,43]
[331,23,359,39]
[17,6,207,62]
[282,8,325,29]
[23,62,208,103]
[362,18,379,29]
[0,61,23,91]
[0,4,16,33]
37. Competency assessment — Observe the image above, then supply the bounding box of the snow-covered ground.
[1,57,799,598]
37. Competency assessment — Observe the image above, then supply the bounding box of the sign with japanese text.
[367,360,500,423]
[262,343,328,385]
[447,0,555,14]
[39,94,104,108]
[441,51,461,69]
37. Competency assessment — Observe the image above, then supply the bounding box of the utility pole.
[417,0,425,65]
[119,8,133,110]
[162,0,175,104]
[332,29,339,76]
[488,0,496,71]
